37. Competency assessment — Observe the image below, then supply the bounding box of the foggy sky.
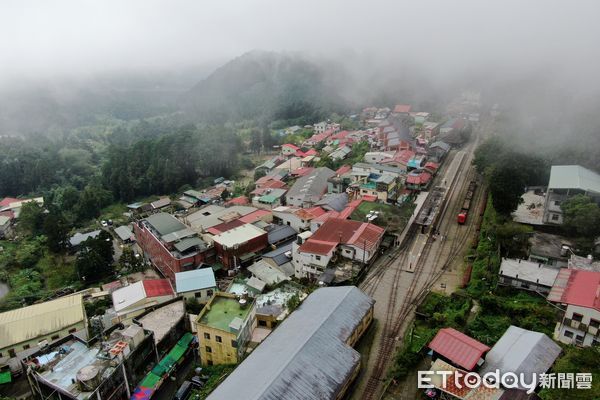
[2,0,600,86]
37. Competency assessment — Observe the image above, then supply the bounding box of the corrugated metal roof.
[247,276,266,292]
[69,230,101,247]
[428,328,490,370]
[547,165,600,193]
[207,286,373,400]
[262,241,294,266]
[547,269,600,310]
[286,167,335,201]
[0,295,85,347]
[175,268,216,293]
[248,260,291,285]
[145,213,186,236]
[499,258,559,287]
[114,225,132,241]
[267,225,297,245]
[479,326,562,388]
[173,236,206,253]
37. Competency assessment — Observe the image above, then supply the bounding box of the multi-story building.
[24,324,157,400]
[542,165,600,225]
[0,295,87,368]
[548,269,600,347]
[134,213,210,282]
[292,218,385,279]
[207,286,374,400]
[212,223,268,269]
[196,292,256,366]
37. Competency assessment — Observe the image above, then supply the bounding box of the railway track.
[360,131,485,400]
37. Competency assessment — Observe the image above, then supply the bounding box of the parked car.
[174,381,192,400]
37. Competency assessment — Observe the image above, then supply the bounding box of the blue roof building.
[174,267,217,303]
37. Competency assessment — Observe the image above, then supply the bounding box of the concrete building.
[24,324,156,400]
[136,300,187,357]
[196,292,256,366]
[0,295,88,370]
[207,286,374,400]
[134,213,209,282]
[293,218,385,279]
[543,165,600,224]
[185,205,257,232]
[547,269,600,347]
[272,205,326,232]
[174,267,217,303]
[498,258,560,294]
[286,167,336,208]
[212,224,269,270]
[110,279,175,323]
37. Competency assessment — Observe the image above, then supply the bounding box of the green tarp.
[0,371,11,384]
[139,372,160,389]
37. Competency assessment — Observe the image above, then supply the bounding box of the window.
[564,330,574,338]
[195,292,202,299]
[207,360,213,366]
[207,290,214,297]
[590,319,600,329]
[554,200,561,206]
[216,336,222,343]
[51,335,59,340]
[572,313,584,322]
[551,214,559,221]
[204,333,210,340]
[231,340,238,348]
[205,346,212,353]
[315,255,321,261]
[68,328,77,334]
[258,320,267,327]
[8,349,15,358]
[23,344,30,350]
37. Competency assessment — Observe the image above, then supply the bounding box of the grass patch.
[350,201,415,232]
[190,364,236,399]
[539,346,600,400]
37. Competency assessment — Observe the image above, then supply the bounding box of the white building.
[547,269,600,347]
[498,258,560,294]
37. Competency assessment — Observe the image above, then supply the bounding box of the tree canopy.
[561,194,600,237]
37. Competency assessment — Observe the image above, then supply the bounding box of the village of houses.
[1,100,599,400]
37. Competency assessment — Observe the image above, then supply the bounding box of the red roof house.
[393,104,412,114]
[0,197,20,209]
[547,269,600,311]
[428,328,490,371]
[299,218,385,256]
[335,165,352,176]
[225,196,249,206]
